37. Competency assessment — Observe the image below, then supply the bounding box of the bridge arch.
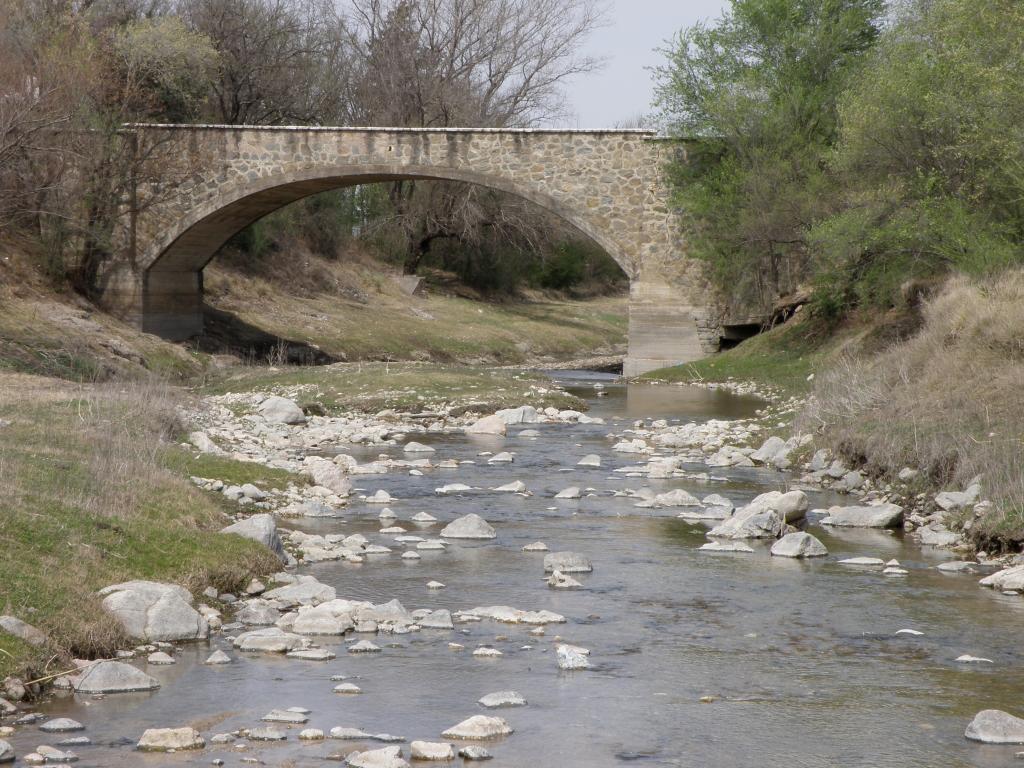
[109,125,716,374]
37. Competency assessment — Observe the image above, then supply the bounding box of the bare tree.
[341,0,607,273]
[178,0,352,125]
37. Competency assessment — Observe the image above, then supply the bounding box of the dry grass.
[802,272,1024,549]
[0,374,280,680]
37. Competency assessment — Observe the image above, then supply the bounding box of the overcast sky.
[563,0,729,128]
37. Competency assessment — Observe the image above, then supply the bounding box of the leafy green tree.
[811,0,1024,312]
[655,0,883,315]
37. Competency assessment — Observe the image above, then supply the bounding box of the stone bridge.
[104,125,718,375]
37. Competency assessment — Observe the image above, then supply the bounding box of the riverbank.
[0,374,282,683]
[644,272,1024,555]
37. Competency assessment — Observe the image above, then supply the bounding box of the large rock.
[98,581,208,642]
[221,514,286,561]
[494,406,539,425]
[441,716,513,740]
[936,484,981,512]
[0,616,46,647]
[917,524,961,548]
[306,460,353,496]
[440,514,496,540]
[347,746,410,768]
[259,396,306,424]
[74,661,160,694]
[0,740,12,764]
[556,643,591,670]
[542,552,592,573]
[979,565,1024,592]
[744,490,808,523]
[188,431,224,455]
[137,727,205,751]
[770,532,828,558]
[465,416,507,436]
[707,508,783,540]
[819,503,904,528]
[410,741,455,760]
[478,691,526,708]
[965,710,1024,744]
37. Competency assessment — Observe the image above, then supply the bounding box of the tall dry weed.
[802,272,1024,546]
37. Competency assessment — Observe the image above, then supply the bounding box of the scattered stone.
[770,532,828,558]
[427,581,446,590]
[472,648,503,658]
[300,729,325,741]
[980,565,1024,592]
[819,503,904,528]
[556,643,591,670]
[287,648,336,661]
[554,487,581,500]
[543,552,592,573]
[465,416,507,436]
[35,746,77,763]
[147,651,175,665]
[409,741,455,761]
[441,716,513,740]
[248,727,287,741]
[73,661,160,694]
[419,609,455,630]
[837,557,885,567]
[0,616,47,647]
[39,720,84,734]
[137,727,205,751]
[334,683,363,694]
[488,452,515,464]
[412,512,438,523]
[577,454,601,467]
[956,655,994,664]
[699,542,754,553]
[937,561,977,573]
[347,745,410,768]
[477,691,526,708]
[348,640,381,653]
[547,570,582,589]
[263,710,309,724]
[234,627,307,653]
[204,650,232,665]
[522,542,548,552]
[366,490,393,504]
[439,514,496,540]
[458,746,492,761]
[435,484,474,495]
[404,442,436,453]
[492,480,527,493]
[896,629,923,636]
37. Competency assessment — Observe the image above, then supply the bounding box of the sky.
[564,0,729,128]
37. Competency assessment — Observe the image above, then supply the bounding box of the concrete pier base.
[623,281,712,377]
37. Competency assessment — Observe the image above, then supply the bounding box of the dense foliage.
[657,0,1024,323]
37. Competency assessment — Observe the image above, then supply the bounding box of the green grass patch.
[162,446,307,489]
[0,378,280,681]
[640,317,843,394]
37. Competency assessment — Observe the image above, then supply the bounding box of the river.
[13,373,1024,767]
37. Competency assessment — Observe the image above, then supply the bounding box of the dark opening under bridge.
[101,124,718,375]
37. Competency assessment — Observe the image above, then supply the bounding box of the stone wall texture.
[105,125,719,373]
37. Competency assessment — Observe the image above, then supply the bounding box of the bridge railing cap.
[121,122,660,137]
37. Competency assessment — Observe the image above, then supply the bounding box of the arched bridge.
[103,125,719,375]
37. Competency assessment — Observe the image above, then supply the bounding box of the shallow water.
[16,374,1024,767]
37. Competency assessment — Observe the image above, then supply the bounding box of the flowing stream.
[14,373,1024,767]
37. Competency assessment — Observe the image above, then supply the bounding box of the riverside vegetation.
[652,0,1024,549]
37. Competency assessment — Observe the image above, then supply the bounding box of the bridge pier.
[623,280,716,377]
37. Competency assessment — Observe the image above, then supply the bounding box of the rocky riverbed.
[3,372,1024,767]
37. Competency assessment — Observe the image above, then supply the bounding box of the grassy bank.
[804,273,1024,550]
[203,257,627,365]
[202,362,586,414]
[0,374,281,682]
[639,315,850,396]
